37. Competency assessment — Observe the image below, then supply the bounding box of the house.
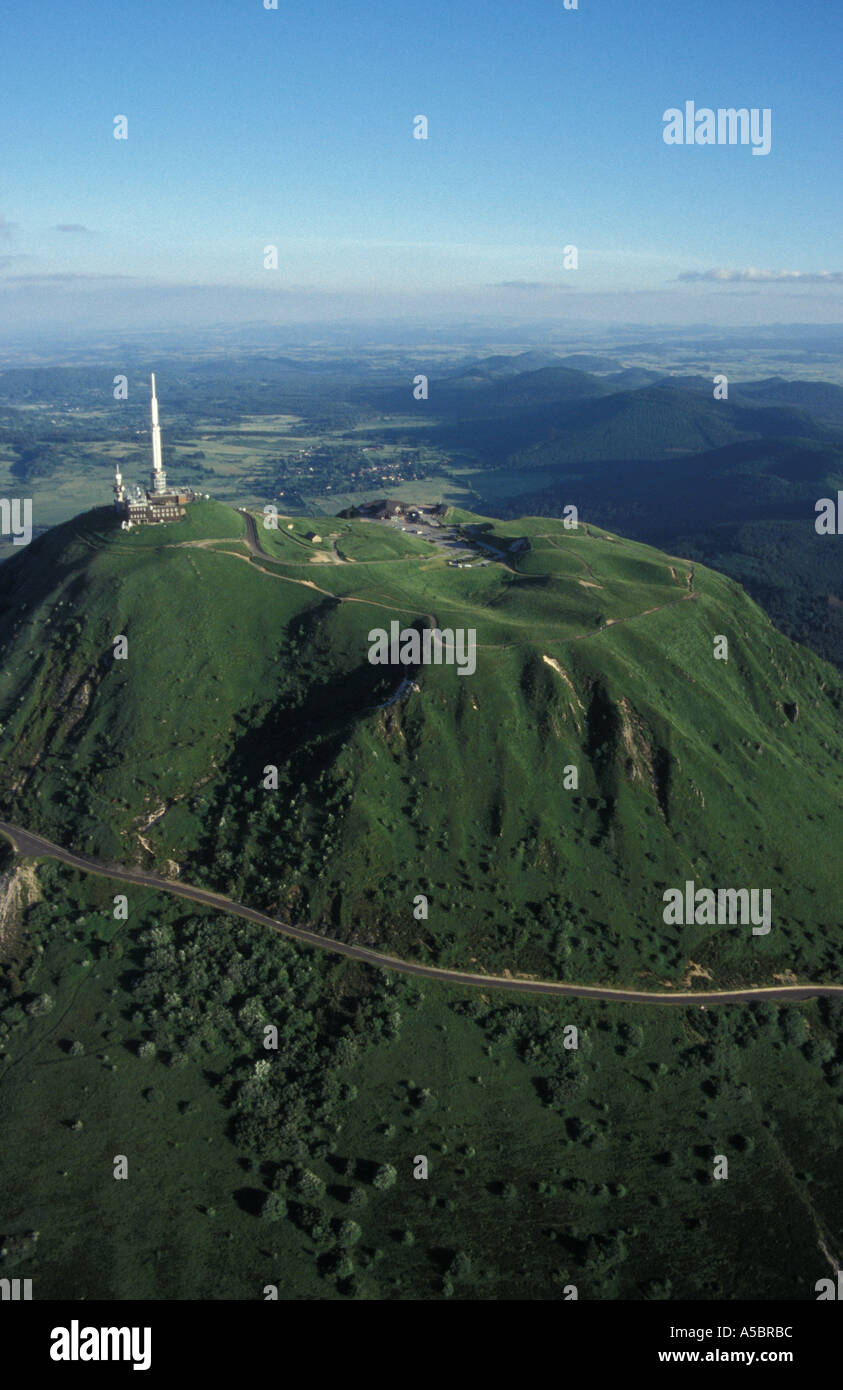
[366,499,404,520]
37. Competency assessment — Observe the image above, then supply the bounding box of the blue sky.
[1,0,840,331]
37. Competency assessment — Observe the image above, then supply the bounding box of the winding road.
[1,819,840,1008]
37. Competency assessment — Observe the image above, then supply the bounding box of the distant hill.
[601,367,665,389]
[494,386,833,469]
[730,377,843,427]
[439,364,612,412]
[645,374,843,428]
[438,349,568,380]
[370,361,611,422]
[382,366,840,468]
[552,353,621,373]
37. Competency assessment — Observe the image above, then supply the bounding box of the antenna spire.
[149,373,166,494]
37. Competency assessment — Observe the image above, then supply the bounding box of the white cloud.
[677,267,843,284]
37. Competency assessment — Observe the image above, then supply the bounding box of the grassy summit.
[0,501,840,990]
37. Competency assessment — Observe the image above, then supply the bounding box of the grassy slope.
[0,504,840,992]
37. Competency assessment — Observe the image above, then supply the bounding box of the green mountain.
[2,497,842,1304]
[414,377,839,476]
[0,498,841,993]
[499,387,834,466]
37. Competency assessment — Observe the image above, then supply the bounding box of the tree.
[337,1219,361,1248]
[260,1192,287,1222]
[299,1169,325,1199]
[372,1163,397,1191]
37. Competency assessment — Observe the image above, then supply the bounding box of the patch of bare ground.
[680,960,713,988]
[0,864,41,961]
[542,655,585,731]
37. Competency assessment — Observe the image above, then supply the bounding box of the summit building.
[113,375,197,526]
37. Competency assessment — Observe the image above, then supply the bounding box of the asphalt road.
[1,819,840,1007]
[239,507,263,556]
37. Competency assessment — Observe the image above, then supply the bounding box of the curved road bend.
[1,820,841,1007]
